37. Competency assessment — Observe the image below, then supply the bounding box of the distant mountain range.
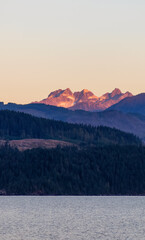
[33,88,132,111]
[1,90,145,196]
[0,89,145,140]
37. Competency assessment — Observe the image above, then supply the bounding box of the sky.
[0,0,145,104]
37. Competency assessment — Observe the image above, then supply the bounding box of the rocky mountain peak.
[81,89,91,93]
[33,88,133,111]
[111,88,122,98]
[81,89,94,96]
[124,91,133,97]
[62,88,73,96]
[48,89,63,98]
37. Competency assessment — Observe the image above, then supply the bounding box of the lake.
[0,196,145,240]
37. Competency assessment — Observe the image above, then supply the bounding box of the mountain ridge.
[0,103,145,139]
[33,88,133,111]
[107,93,145,116]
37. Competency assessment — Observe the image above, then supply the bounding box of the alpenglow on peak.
[33,88,133,111]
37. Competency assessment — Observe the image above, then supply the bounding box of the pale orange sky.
[0,0,145,104]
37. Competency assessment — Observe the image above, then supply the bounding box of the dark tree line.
[0,145,145,195]
[0,110,143,195]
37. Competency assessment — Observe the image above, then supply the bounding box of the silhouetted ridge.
[108,93,145,115]
[0,110,141,146]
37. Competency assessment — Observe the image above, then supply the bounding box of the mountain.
[37,88,75,108]
[0,103,145,139]
[108,93,145,116]
[33,88,133,111]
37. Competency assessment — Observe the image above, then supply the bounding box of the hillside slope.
[107,93,145,116]
[0,104,145,139]
[0,139,74,151]
[0,145,145,195]
[0,110,141,146]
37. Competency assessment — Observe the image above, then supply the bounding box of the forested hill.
[0,145,145,195]
[0,103,145,139]
[0,110,141,146]
[0,110,143,196]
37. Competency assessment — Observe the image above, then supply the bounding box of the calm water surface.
[0,196,145,240]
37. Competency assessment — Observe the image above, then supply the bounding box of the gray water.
[0,197,145,240]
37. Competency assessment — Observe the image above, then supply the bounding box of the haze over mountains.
[33,88,133,111]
